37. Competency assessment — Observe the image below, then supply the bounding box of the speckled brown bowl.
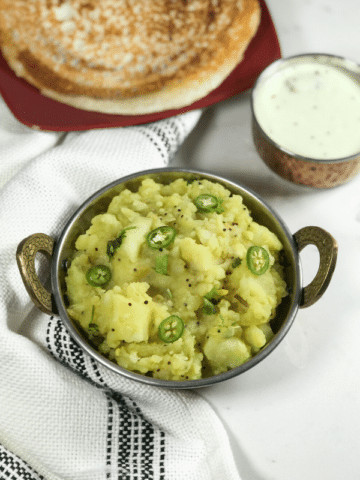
[251,54,360,188]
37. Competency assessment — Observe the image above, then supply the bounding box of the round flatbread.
[0,0,261,115]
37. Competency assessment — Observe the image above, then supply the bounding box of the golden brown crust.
[0,0,261,114]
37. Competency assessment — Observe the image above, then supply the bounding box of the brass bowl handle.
[293,226,338,308]
[16,233,56,315]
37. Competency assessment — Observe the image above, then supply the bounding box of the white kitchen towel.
[0,101,241,480]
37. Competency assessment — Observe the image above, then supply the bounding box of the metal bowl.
[16,168,338,388]
[251,53,360,188]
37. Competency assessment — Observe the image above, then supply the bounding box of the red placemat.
[0,0,280,131]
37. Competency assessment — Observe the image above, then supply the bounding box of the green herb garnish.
[88,323,99,334]
[234,294,249,309]
[88,306,99,334]
[232,257,242,268]
[186,178,197,185]
[155,254,169,275]
[204,286,220,301]
[203,297,217,315]
[202,286,221,315]
[107,227,136,258]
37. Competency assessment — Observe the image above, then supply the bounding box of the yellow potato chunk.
[96,284,152,345]
[203,335,251,375]
[121,217,152,262]
[244,325,267,349]
[179,237,215,271]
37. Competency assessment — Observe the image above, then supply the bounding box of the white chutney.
[253,59,360,160]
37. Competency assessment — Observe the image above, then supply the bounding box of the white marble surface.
[173,1,360,479]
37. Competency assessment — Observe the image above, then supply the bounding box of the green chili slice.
[246,246,270,275]
[86,265,112,287]
[194,194,224,213]
[155,254,169,275]
[107,226,136,258]
[146,226,177,249]
[158,315,184,343]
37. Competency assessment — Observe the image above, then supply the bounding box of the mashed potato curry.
[65,178,287,380]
